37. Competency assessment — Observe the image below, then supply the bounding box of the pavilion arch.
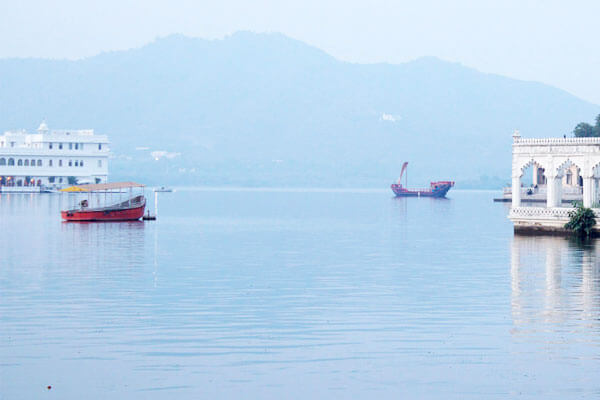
[517,158,547,178]
[511,158,546,208]
[516,158,548,187]
[555,159,583,178]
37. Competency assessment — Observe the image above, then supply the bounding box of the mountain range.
[1,32,598,187]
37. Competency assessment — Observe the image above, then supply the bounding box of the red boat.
[391,162,454,198]
[61,182,146,222]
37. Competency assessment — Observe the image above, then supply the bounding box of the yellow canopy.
[60,181,145,192]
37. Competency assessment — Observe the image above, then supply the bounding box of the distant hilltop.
[0,32,598,187]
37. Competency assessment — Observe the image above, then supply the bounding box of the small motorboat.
[60,182,146,221]
[154,186,173,192]
[391,162,454,198]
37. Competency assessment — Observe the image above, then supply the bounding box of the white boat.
[154,186,173,192]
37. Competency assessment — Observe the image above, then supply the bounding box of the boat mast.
[398,162,409,187]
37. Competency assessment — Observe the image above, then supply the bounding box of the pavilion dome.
[37,121,49,132]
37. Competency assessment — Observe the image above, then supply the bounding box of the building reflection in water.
[511,234,600,340]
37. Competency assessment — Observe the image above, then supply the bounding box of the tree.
[565,204,596,237]
[572,114,600,137]
[573,122,597,137]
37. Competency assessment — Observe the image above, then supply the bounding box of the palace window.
[49,143,53,149]
[0,158,5,166]
[98,143,102,150]
[75,143,78,150]
[49,177,55,183]
[59,160,63,167]
[18,159,23,166]
[68,160,72,167]
[49,160,53,167]
[8,158,14,166]
[69,143,73,150]
[75,161,78,167]
[30,159,35,166]
[59,143,63,149]
[98,160,102,167]
[37,160,42,166]
[24,160,29,166]
[80,160,84,167]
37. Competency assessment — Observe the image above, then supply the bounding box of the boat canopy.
[60,182,145,192]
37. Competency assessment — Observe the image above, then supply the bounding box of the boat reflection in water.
[511,234,600,338]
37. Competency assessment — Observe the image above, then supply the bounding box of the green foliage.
[67,176,78,185]
[573,114,600,137]
[565,204,596,237]
[573,122,597,137]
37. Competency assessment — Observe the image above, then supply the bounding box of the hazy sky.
[2,0,599,105]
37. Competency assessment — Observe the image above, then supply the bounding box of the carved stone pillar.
[512,176,521,208]
[546,175,561,208]
[593,178,598,207]
[583,176,595,207]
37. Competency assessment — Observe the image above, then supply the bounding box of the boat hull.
[61,204,145,221]
[391,183,453,198]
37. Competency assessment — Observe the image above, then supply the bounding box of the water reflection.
[0,194,149,280]
[511,235,600,339]
[4,190,600,398]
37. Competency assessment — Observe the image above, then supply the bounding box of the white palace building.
[0,122,109,191]
[509,130,600,234]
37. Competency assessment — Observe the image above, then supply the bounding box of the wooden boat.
[60,182,146,222]
[391,162,454,198]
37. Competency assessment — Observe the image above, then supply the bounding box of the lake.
[1,188,599,399]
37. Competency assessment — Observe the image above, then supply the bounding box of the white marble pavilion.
[509,130,600,233]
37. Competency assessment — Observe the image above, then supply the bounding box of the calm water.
[1,189,599,399]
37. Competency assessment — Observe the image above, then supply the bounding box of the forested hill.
[1,32,598,187]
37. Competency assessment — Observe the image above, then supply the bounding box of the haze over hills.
[1,32,598,187]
